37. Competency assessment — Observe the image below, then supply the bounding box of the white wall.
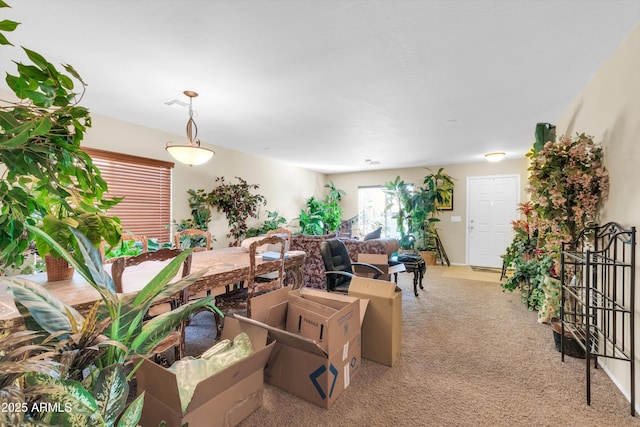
[555,22,640,407]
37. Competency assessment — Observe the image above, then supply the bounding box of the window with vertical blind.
[83,148,174,243]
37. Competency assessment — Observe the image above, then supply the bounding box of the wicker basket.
[45,255,75,281]
[420,251,437,266]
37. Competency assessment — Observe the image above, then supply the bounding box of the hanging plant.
[207,176,266,246]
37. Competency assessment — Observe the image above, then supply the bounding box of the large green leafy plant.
[526,133,608,322]
[1,226,223,425]
[207,176,266,246]
[383,176,414,247]
[383,169,454,250]
[245,210,288,238]
[296,181,346,235]
[501,131,609,322]
[0,2,121,268]
[172,188,216,249]
[17,225,222,365]
[413,168,454,251]
[0,296,145,426]
[501,201,543,308]
[176,188,211,232]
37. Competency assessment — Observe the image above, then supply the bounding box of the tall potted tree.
[383,176,414,249]
[207,176,266,246]
[526,133,609,323]
[413,168,455,264]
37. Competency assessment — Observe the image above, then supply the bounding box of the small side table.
[391,255,426,296]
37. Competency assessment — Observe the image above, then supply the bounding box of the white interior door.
[466,175,520,268]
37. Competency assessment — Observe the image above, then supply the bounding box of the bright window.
[357,185,412,239]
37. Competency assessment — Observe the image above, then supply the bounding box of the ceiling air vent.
[163,98,189,108]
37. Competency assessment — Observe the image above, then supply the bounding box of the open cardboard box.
[354,253,406,281]
[348,276,402,366]
[136,317,275,427]
[236,287,368,408]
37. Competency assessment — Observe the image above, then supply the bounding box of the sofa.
[290,234,399,289]
[341,238,399,263]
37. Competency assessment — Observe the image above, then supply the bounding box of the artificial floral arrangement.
[502,132,609,322]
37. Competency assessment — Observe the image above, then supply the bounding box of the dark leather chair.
[320,238,385,292]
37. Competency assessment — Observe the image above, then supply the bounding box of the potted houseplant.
[383,176,414,249]
[0,6,121,275]
[32,187,122,281]
[0,225,223,424]
[525,132,609,323]
[412,168,455,264]
[207,176,267,246]
[172,188,216,249]
[295,181,346,236]
[245,210,288,237]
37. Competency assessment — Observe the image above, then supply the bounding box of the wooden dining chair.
[101,233,149,264]
[175,229,214,305]
[266,227,292,244]
[123,233,149,252]
[213,235,286,336]
[111,248,192,361]
[174,229,211,252]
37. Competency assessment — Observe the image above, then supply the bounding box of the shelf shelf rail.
[560,222,636,416]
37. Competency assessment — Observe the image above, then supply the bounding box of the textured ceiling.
[1,1,639,173]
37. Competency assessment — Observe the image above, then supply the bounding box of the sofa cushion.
[290,233,336,289]
[290,234,399,290]
[363,227,382,241]
[341,238,399,263]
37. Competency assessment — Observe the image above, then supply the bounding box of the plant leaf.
[27,225,118,309]
[92,364,129,427]
[144,268,208,308]
[117,391,144,427]
[130,297,221,356]
[70,227,117,297]
[131,250,192,307]
[26,374,103,425]
[0,19,19,32]
[4,277,84,336]
[0,32,11,46]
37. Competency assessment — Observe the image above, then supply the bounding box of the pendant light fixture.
[166,90,215,166]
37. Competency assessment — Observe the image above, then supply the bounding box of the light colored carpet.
[168,266,639,427]
[440,265,502,283]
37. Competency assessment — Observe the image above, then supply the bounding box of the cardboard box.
[237,287,367,408]
[354,253,405,281]
[354,253,390,280]
[348,276,402,366]
[136,317,275,427]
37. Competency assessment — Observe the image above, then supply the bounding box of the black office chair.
[320,238,385,292]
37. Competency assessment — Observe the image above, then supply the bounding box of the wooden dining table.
[0,247,306,333]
